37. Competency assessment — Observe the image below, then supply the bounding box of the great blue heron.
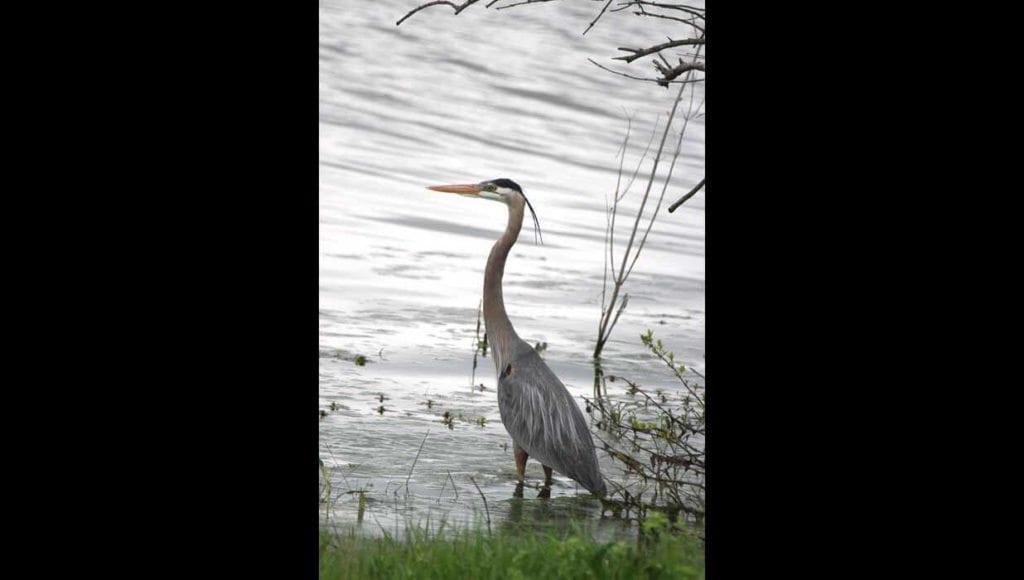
[427,178,607,496]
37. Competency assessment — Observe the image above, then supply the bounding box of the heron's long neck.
[484,202,524,374]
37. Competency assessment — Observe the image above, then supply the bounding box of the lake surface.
[319,0,704,537]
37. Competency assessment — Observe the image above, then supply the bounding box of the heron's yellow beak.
[427,184,482,196]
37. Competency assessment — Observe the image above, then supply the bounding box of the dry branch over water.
[397,0,706,88]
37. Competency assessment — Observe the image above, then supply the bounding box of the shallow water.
[320,0,705,536]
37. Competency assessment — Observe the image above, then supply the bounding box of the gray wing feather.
[497,346,606,494]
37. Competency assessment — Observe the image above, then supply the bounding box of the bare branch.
[613,1,706,20]
[624,86,693,278]
[588,58,705,86]
[583,0,615,35]
[624,53,701,275]
[604,117,634,309]
[631,10,705,32]
[614,38,706,63]
[396,0,482,26]
[668,177,704,213]
[495,0,557,9]
[654,58,705,85]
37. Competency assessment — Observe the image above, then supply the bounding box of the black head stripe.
[487,178,522,193]
[484,178,542,245]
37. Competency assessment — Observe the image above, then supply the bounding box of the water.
[320,0,704,536]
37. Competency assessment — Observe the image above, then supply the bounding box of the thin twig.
[620,117,660,202]
[588,58,705,85]
[633,11,705,33]
[437,473,448,503]
[614,38,706,63]
[469,476,491,535]
[612,1,706,20]
[396,0,482,26]
[495,0,556,9]
[404,429,431,495]
[583,0,615,35]
[668,177,704,212]
[624,54,701,278]
[447,469,459,500]
[602,123,627,321]
[614,80,687,310]
[596,113,660,358]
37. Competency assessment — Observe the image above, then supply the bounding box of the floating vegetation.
[533,341,548,354]
[319,348,376,367]
[319,410,329,421]
[329,401,340,411]
[377,405,386,415]
[437,410,488,429]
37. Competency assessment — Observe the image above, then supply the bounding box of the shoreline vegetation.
[320,519,704,580]
[319,329,705,576]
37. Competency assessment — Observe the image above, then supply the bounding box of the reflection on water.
[320,0,704,535]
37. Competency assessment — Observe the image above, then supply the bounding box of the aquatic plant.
[586,331,705,528]
[470,299,488,386]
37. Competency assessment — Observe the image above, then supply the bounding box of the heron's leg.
[514,445,529,483]
[542,465,553,486]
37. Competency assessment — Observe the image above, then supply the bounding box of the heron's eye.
[484,184,497,192]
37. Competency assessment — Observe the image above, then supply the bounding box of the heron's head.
[427,178,524,204]
[427,178,543,244]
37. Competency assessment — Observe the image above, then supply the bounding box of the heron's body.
[427,178,606,495]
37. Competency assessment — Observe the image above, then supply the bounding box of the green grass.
[320,523,704,579]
